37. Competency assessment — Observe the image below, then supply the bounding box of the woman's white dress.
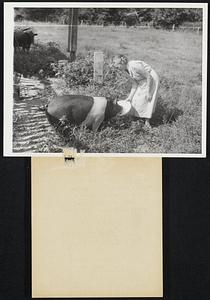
[127,60,159,119]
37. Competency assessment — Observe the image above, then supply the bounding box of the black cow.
[46,95,125,132]
[14,28,38,52]
[14,14,24,22]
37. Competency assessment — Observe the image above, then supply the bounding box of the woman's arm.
[125,79,138,102]
[130,61,153,101]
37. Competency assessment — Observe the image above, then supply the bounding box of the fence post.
[67,8,79,62]
[94,52,104,84]
[172,24,175,31]
[197,27,200,34]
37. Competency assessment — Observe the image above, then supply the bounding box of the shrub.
[152,8,199,28]
[52,53,94,86]
[52,53,131,100]
[14,42,67,78]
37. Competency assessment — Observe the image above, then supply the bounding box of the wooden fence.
[14,21,202,34]
[77,22,202,33]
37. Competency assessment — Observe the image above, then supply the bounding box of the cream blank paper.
[32,157,162,297]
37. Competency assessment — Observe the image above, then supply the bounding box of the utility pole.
[67,8,79,61]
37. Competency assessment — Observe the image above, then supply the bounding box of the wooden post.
[67,8,79,61]
[94,52,104,84]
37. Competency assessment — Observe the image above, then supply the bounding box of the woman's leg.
[144,118,151,129]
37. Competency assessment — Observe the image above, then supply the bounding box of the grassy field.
[14,23,203,154]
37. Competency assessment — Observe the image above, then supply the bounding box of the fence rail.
[86,24,202,33]
[14,21,202,33]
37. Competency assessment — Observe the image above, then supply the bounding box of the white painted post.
[94,51,104,84]
[172,24,175,31]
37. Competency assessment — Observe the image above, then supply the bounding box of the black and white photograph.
[4,2,207,156]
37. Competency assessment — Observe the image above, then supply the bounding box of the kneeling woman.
[114,55,159,128]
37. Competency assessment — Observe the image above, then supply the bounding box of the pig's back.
[47,95,94,124]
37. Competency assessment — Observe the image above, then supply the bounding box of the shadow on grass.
[104,96,183,130]
[103,115,144,131]
[151,95,183,127]
[14,42,68,78]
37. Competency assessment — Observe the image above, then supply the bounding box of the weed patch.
[14,42,67,78]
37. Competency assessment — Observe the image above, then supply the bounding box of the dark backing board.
[0,1,209,299]
[1,157,210,300]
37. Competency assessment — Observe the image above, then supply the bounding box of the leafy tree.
[14,7,202,27]
[20,8,62,22]
[78,8,95,24]
[151,8,202,28]
[136,8,154,23]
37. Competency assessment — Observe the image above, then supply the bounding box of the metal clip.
[63,148,77,164]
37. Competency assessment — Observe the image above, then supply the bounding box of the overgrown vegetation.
[14,42,67,77]
[52,54,130,100]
